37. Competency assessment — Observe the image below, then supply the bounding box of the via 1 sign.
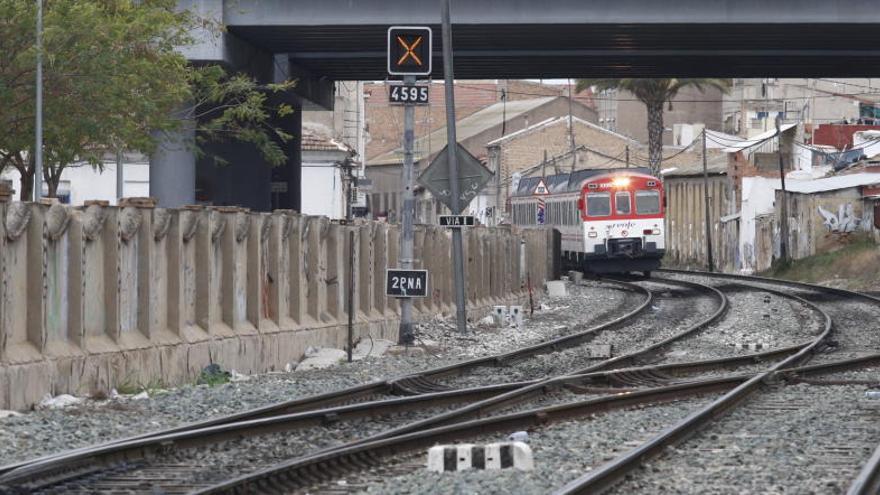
[439,215,475,227]
[389,83,429,105]
[386,269,429,298]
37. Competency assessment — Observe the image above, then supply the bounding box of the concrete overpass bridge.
[154,0,880,209]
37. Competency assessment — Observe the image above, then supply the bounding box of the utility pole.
[345,160,356,361]
[701,130,715,272]
[568,79,576,171]
[34,0,43,202]
[398,74,417,345]
[776,114,789,263]
[625,145,630,168]
[116,149,124,200]
[442,0,468,333]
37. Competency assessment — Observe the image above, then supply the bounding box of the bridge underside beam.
[229,23,880,79]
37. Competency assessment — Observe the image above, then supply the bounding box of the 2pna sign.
[385,269,429,298]
[387,26,432,76]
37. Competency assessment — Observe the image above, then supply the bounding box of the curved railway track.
[557,269,880,494]
[4,271,878,494]
[0,279,648,477]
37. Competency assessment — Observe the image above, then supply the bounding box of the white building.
[300,130,356,220]
[1,153,149,205]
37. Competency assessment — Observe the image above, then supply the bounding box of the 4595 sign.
[389,83,429,105]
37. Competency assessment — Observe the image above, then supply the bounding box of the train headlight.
[643,229,661,235]
[612,177,631,188]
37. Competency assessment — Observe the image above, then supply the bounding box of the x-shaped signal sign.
[397,36,423,66]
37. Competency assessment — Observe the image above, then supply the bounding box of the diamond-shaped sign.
[417,144,493,214]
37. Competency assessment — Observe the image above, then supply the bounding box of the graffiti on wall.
[817,203,861,235]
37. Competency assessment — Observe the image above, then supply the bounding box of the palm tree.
[576,79,731,176]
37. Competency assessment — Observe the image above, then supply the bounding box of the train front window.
[636,190,661,214]
[586,192,611,217]
[615,192,631,215]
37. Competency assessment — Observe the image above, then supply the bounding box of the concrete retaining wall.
[0,198,552,410]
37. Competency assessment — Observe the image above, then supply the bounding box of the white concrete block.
[493,306,509,327]
[546,281,568,297]
[509,305,524,328]
[427,442,533,472]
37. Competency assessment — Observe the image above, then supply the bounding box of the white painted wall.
[301,162,345,219]
[1,159,149,205]
[738,176,780,273]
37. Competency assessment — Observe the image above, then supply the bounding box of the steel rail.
[656,268,880,495]
[570,277,728,375]
[554,271,845,494]
[2,342,838,491]
[181,278,735,492]
[316,278,724,451]
[194,351,878,495]
[194,375,749,494]
[848,442,880,495]
[0,280,649,477]
[658,268,880,304]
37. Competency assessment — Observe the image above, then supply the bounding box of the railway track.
[4,271,878,494]
[556,269,880,494]
[0,279,648,476]
[0,278,728,493]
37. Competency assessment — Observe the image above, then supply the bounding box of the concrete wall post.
[195,209,226,336]
[386,225,400,314]
[326,223,344,323]
[413,226,427,315]
[373,223,387,316]
[247,212,274,331]
[357,223,374,319]
[289,214,308,327]
[43,203,78,358]
[267,211,294,330]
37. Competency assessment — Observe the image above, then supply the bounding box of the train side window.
[586,192,611,217]
[615,192,631,215]
[636,190,661,214]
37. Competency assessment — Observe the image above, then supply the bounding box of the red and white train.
[510,168,665,275]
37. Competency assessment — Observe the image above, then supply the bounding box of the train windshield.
[636,190,661,214]
[586,192,611,216]
[615,192,631,215]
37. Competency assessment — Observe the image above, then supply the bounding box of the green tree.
[576,79,730,176]
[0,0,294,200]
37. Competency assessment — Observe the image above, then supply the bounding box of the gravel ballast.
[609,382,880,494]
[0,280,636,466]
[659,284,825,364]
[440,280,719,389]
[354,395,719,495]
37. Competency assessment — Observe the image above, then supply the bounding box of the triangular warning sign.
[533,179,549,196]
